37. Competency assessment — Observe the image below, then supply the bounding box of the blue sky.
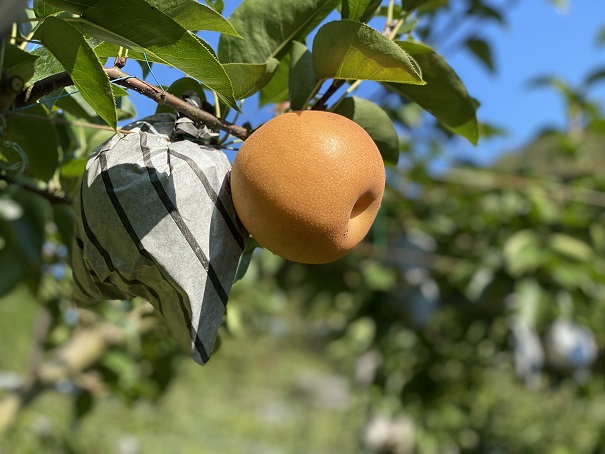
[446,0,605,165]
[131,1,605,166]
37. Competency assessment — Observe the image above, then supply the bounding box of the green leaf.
[387,41,478,144]
[224,58,280,100]
[29,46,65,84]
[55,87,97,123]
[115,95,137,121]
[77,0,236,108]
[33,0,63,17]
[514,279,543,328]
[0,191,47,295]
[342,0,381,22]
[402,0,447,13]
[312,20,424,85]
[39,17,117,130]
[597,25,605,47]
[466,38,495,73]
[144,0,240,35]
[155,77,206,114]
[3,44,39,83]
[259,53,290,106]
[204,0,224,13]
[289,41,318,110]
[218,0,339,63]
[234,238,260,283]
[503,230,543,276]
[53,205,75,256]
[0,217,28,296]
[549,233,593,262]
[38,0,96,15]
[1,105,59,181]
[585,68,605,88]
[333,96,399,164]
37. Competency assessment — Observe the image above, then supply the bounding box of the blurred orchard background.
[2,0,605,453]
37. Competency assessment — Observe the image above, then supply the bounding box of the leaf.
[585,68,605,88]
[387,41,478,144]
[38,0,97,15]
[144,0,240,35]
[549,233,593,262]
[1,105,59,181]
[39,17,117,130]
[466,38,495,73]
[259,54,290,106]
[342,0,381,22]
[76,0,236,108]
[234,238,260,283]
[289,41,318,110]
[155,77,206,114]
[116,95,137,121]
[204,0,224,13]
[312,20,424,85]
[3,44,39,83]
[597,26,605,47]
[4,191,46,292]
[503,230,543,276]
[223,58,280,100]
[73,390,95,421]
[218,0,339,64]
[29,46,65,84]
[333,97,399,164]
[33,0,63,17]
[514,279,543,328]
[402,0,447,13]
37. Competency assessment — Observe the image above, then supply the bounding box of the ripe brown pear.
[230,110,386,264]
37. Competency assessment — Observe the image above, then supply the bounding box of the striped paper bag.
[71,113,248,365]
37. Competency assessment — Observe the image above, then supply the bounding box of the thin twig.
[311,80,345,111]
[0,173,72,205]
[15,67,251,141]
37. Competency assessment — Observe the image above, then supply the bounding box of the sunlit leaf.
[224,58,280,100]
[76,0,236,108]
[39,17,117,129]
[33,0,62,16]
[218,0,339,63]
[387,41,478,144]
[342,0,381,22]
[333,96,399,164]
[144,0,240,35]
[312,20,424,84]
[503,230,543,276]
[549,233,593,262]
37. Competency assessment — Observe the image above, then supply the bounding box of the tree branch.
[15,66,251,141]
[0,173,72,205]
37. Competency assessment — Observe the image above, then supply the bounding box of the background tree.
[0,0,604,452]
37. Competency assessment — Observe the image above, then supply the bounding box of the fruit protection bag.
[71,112,248,365]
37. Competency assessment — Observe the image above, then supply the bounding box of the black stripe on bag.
[139,134,229,306]
[98,151,209,362]
[169,149,246,250]
[79,182,163,311]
